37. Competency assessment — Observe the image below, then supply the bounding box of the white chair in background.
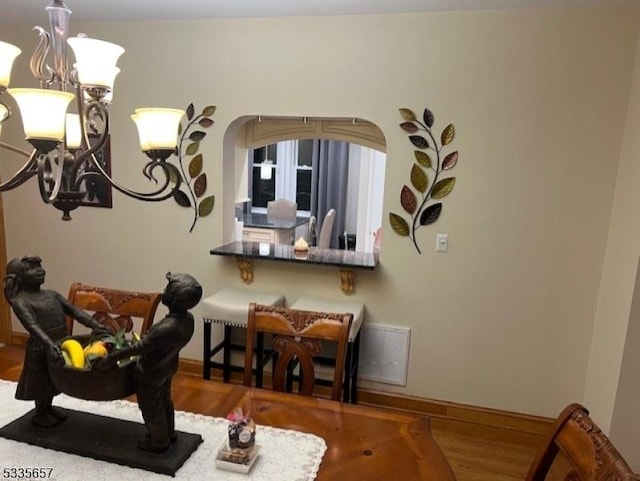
[317,208,336,249]
[267,199,297,223]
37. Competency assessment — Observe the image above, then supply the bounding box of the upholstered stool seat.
[202,287,284,384]
[290,296,365,403]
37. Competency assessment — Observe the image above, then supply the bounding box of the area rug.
[0,380,326,480]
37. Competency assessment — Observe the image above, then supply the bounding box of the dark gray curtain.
[310,140,349,249]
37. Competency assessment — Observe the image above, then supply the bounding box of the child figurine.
[96,272,203,453]
[3,255,109,427]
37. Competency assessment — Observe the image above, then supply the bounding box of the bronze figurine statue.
[96,272,202,453]
[3,255,108,428]
[4,257,203,455]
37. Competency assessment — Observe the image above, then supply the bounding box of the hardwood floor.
[431,417,538,481]
[0,345,541,481]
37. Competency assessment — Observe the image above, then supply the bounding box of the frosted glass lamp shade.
[131,108,184,151]
[130,113,149,151]
[0,41,21,88]
[73,62,120,90]
[8,88,75,141]
[67,37,124,88]
[65,113,82,149]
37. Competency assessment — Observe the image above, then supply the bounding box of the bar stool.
[202,287,284,385]
[290,296,364,403]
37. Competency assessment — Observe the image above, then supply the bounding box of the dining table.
[171,376,457,480]
[0,352,455,480]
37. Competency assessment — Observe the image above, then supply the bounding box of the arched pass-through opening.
[222,115,387,253]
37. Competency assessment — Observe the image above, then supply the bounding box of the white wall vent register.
[359,323,411,386]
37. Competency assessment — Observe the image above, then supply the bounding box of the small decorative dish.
[215,441,261,474]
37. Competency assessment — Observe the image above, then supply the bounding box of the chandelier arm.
[36,149,65,204]
[0,151,39,192]
[70,129,108,184]
[75,159,182,202]
[0,141,32,158]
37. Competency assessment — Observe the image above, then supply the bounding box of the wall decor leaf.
[431,177,456,199]
[198,195,215,217]
[400,122,419,133]
[199,117,215,128]
[390,213,410,236]
[442,151,458,170]
[173,189,191,207]
[409,135,429,149]
[401,185,417,214]
[393,105,460,254]
[189,131,207,142]
[186,141,200,156]
[175,102,217,232]
[414,150,431,168]
[410,164,428,193]
[420,203,442,226]
[189,154,203,178]
[194,173,207,198]
[423,108,435,128]
[399,108,417,122]
[202,105,216,116]
[441,123,455,145]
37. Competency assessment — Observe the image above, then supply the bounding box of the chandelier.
[0,0,183,220]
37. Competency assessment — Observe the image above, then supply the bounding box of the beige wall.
[600,17,640,470]
[1,6,639,420]
[609,261,640,471]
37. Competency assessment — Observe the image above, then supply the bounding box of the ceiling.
[1,0,639,24]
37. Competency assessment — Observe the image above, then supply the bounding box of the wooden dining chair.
[525,403,640,481]
[66,282,162,335]
[243,303,352,401]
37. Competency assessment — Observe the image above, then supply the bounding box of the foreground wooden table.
[172,376,456,481]
[0,349,455,481]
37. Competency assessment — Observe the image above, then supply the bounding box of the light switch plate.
[435,233,448,252]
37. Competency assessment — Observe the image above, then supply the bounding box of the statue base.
[0,407,203,477]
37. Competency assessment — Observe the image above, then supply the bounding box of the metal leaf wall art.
[173,103,216,232]
[390,107,458,254]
